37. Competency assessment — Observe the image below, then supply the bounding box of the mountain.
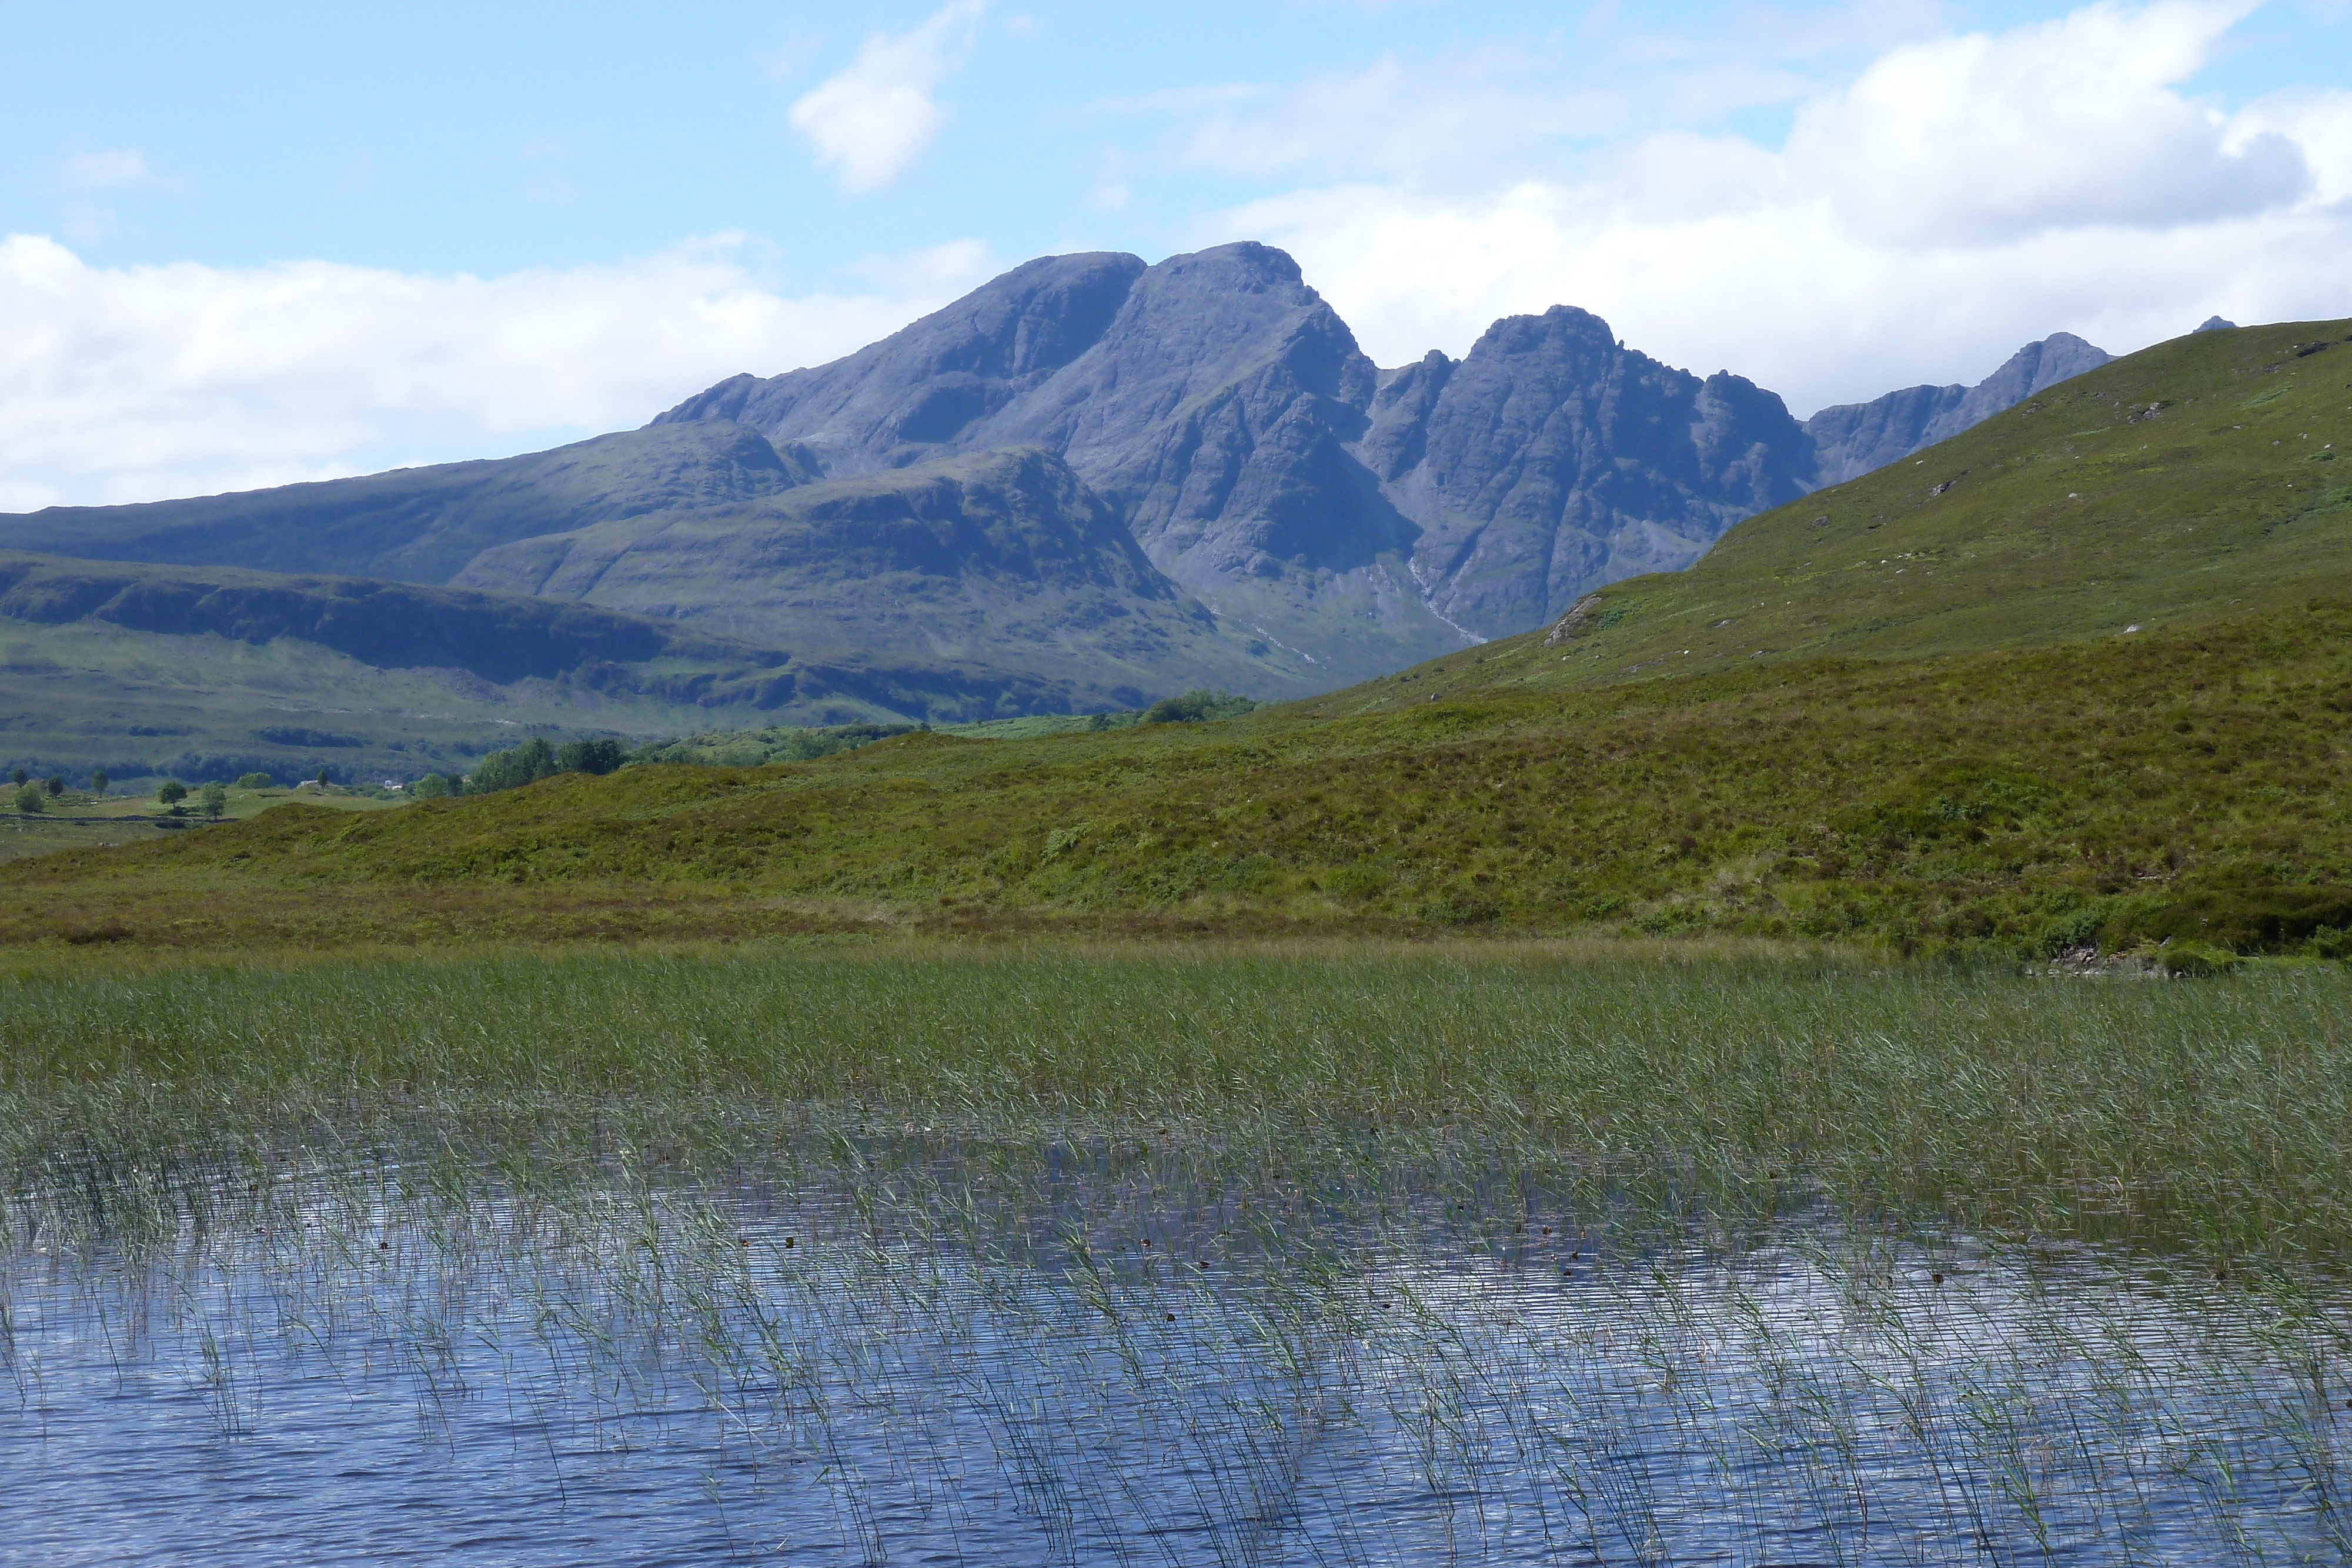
[449,444,1294,704]
[658,244,2100,656]
[0,241,2116,762]
[1353,309,1815,639]
[654,243,1828,668]
[17,316,2344,964]
[1414,314,2351,690]
[1804,333,2112,486]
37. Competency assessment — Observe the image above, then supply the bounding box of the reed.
[3,941,2348,1254]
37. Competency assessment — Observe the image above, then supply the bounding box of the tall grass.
[4,943,2347,1254]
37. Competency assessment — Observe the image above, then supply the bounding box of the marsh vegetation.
[5,945,2348,1561]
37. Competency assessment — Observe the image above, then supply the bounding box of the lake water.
[4,1149,2346,1565]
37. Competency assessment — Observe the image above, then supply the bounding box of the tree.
[198,781,228,819]
[411,773,452,798]
[14,784,42,814]
[465,737,559,795]
[315,768,331,787]
[554,737,629,775]
[44,776,62,797]
[9,768,24,787]
[235,771,273,789]
[157,780,188,807]
[90,768,108,794]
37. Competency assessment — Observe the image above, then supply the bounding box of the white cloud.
[1204,1,2352,414]
[0,233,993,511]
[789,1,987,193]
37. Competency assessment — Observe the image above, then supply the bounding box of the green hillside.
[0,552,1080,784]
[4,320,2345,960]
[1449,316,2351,693]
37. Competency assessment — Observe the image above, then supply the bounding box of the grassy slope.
[4,320,2346,955]
[3,597,2346,954]
[1476,316,2352,688]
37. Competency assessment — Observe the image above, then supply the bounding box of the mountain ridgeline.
[0,241,2112,779]
[653,243,2106,664]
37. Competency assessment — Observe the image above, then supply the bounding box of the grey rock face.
[657,242,1466,683]
[661,246,1825,668]
[2197,316,2239,332]
[651,252,1150,469]
[1805,333,2110,486]
[1360,306,1815,638]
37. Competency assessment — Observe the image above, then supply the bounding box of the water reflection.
[2,1150,2346,1564]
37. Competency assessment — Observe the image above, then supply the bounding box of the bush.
[235,772,273,789]
[1140,690,1259,725]
[410,774,452,799]
[2306,925,2352,961]
[2105,875,2352,954]
[13,784,42,814]
[2159,942,2243,978]
[554,737,629,776]
[2036,905,2106,957]
[157,780,188,806]
[198,782,228,819]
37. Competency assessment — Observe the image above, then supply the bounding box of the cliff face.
[1353,307,1816,639]
[659,246,1824,667]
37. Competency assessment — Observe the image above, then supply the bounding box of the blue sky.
[4,1,2351,506]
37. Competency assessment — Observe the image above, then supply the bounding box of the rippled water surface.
[4,1154,2348,1565]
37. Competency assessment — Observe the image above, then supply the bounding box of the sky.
[3,0,2350,509]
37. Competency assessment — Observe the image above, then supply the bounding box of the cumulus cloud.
[789,1,987,193]
[0,233,991,510]
[1204,0,2352,415]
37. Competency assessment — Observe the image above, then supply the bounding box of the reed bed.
[3,942,2348,1252]
[4,944,2349,1562]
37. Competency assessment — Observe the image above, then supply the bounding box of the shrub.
[156,780,188,806]
[13,784,42,814]
[2159,942,2243,978]
[235,772,273,790]
[554,737,629,776]
[2036,905,2106,957]
[2306,925,2352,961]
[410,774,452,799]
[1140,690,1259,725]
[2106,875,2352,954]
